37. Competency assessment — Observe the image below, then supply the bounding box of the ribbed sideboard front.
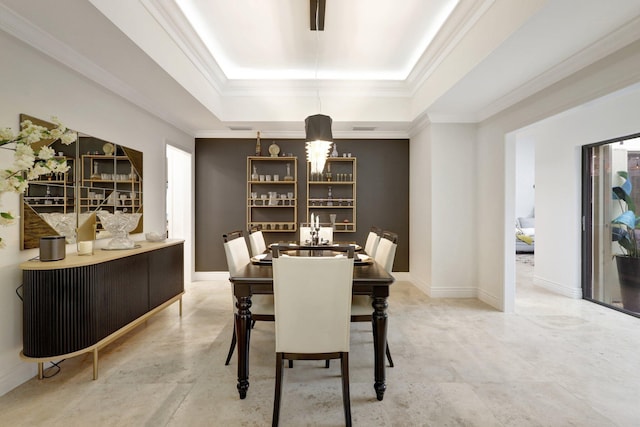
[21,241,184,359]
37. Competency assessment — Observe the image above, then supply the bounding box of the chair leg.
[272,353,284,427]
[386,343,394,368]
[224,327,237,366]
[340,352,352,427]
[288,360,293,368]
[325,360,330,368]
[251,320,256,329]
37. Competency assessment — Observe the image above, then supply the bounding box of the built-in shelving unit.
[306,157,356,232]
[247,156,297,232]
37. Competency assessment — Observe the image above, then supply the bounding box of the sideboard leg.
[179,297,183,316]
[93,348,99,380]
[38,362,43,380]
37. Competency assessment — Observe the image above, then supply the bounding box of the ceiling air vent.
[228,126,253,131]
[352,126,376,131]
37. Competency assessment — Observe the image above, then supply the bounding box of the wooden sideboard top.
[20,239,184,270]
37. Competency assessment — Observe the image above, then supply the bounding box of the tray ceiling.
[2,0,640,136]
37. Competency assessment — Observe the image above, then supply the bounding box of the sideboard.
[19,240,184,380]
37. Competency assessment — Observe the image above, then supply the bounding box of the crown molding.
[476,14,640,122]
[426,112,479,123]
[221,78,412,98]
[141,0,228,92]
[407,112,432,136]
[405,0,495,93]
[0,2,198,136]
[195,129,410,140]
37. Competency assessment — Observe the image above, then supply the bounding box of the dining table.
[228,245,395,401]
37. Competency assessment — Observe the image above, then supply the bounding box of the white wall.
[515,135,535,219]
[521,82,640,299]
[474,39,640,311]
[409,123,477,297]
[409,125,432,294]
[0,31,194,396]
[430,123,478,297]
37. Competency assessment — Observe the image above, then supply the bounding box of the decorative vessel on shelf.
[269,141,280,157]
[97,211,142,249]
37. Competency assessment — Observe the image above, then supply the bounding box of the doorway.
[166,144,193,282]
[583,133,640,316]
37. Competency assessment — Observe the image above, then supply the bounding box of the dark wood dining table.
[228,248,395,401]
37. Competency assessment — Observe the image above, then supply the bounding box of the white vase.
[331,143,338,157]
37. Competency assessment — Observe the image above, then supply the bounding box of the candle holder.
[77,239,94,256]
[310,224,320,245]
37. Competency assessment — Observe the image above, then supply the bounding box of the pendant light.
[305,114,332,175]
[305,0,332,176]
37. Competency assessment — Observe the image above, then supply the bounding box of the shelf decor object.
[269,141,280,157]
[255,131,261,156]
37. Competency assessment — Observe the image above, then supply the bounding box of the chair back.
[299,226,312,243]
[272,248,354,354]
[364,227,381,257]
[374,231,397,273]
[299,225,333,244]
[223,230,250,275]
[319,226,333,243]
[248,229,267,256]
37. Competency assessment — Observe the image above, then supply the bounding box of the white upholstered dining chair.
[373,231,397,273]
[248,226,267,257]
[298,226,312,243]
[364,226,382,257]
[271,246,354,427]
[298,225,333,244]
[222,230,274,365]
[319,226,334,243]
[351,230,398,367]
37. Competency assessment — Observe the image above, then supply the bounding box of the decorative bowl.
[97,211,141,249]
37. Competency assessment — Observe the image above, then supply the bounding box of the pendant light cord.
[314,0,322,113]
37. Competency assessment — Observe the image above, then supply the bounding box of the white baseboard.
[0,361,35,397]
[429,286,478,298]
[404,273,429,295]
[192,271,229,282]
[534,275,583,299]
[477,288,502,310]
[390,272,411,282]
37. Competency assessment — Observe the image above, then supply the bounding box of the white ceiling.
[2,0,640,137]
[175,0,460,80]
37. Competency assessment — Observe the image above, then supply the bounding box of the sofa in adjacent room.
[515,217,535,253]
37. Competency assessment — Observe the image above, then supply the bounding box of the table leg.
[235,295,252,399]
[371,295,388,401]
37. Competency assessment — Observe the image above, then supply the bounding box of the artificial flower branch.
[0,117,77,248]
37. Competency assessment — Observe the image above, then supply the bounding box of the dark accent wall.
[195,138,409,271]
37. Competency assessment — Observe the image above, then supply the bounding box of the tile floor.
[1,255,640,426]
